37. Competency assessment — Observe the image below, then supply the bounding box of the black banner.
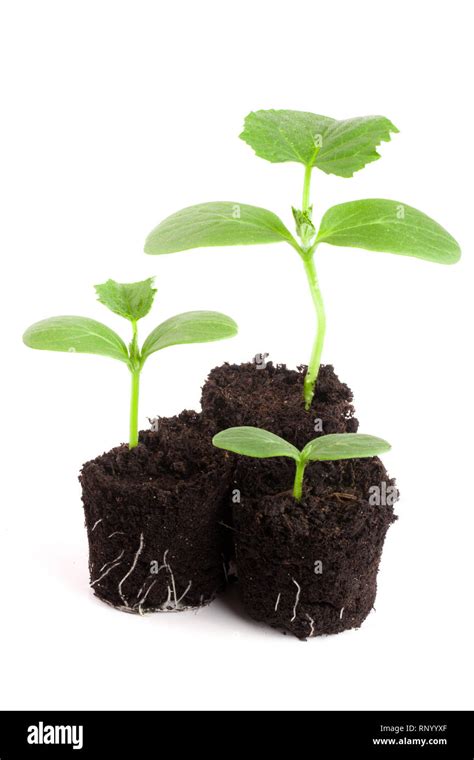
[0,711,471,757]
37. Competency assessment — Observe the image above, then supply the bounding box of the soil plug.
[213,427,396,638]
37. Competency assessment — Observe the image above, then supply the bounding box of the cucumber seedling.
[213,427,391,501]
[145,109,461,409]
[23,277,238,448]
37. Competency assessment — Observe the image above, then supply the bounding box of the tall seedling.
[145,110,460,408]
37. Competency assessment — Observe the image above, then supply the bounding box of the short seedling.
[23,278,237,448]
[145,109,461,408]
[213,427,391,501]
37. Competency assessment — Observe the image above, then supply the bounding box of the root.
[339,607,345,620]
[306,614,315,637]
[218,520,237,532]
[274,592,281,612]
[175,581,192,605]
[91,518,103,532]
[328,492,358,501]
[94,541,193,614]
[137,579,157,615]
[90,558,123,587]
[118,533,144,607]
[291,578,301,623]
[160,550,192,610]
[108,530,126,539]
[134,549,193,613]
[99,549,124,574]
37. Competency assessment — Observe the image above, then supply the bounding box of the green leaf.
[302,433,391,462]
[144,202,298,255]
[23,317,129,363]
[141,311,238,360]
[316,199,461,264]
[240,110,398,177]
[95,277,157,321]
[212,426,300,460]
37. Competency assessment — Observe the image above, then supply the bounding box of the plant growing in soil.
[144,109,461,408]
[213,427,391,501]
[23,277,237,448]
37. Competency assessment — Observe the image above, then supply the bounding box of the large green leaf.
[141,311,237,360]
[240,110,398,177]
[144,202,298,255]
[23,317,129,362]
[302,433,391,462]
[95,277,157,321]
[212,426,300,460]
[316,199,461,264]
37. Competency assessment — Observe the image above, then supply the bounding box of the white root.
[175,581,192,605]
[169,564,178,605]
[136,576,152,601]
[218,521,237,532]
[108,530,126,539]
[306,614,315,637]
[274,593,281,612]
[91,518,103,532]
[340,607,345,620]
[90,559,123,587]
[94,542,194,614]
[118,533,144,607]
[138,579,157,615]
[291,578,301,622]
[160,550,192,609]
[99,549,124,573]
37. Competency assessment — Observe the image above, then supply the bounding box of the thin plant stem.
[302,164,312,213]
[296,163,326,409]
[129,368,140,448]
[302,254,326,410]
[128,319,140,449]
[293,458,307,501]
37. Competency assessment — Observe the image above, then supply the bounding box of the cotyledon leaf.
[315,199,461,264]
[212,427,300,460]
[141,311,238,360]
[144,202,299,254]
[22,316,129,362]
[302,433,391,462]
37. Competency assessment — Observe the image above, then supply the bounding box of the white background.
[1,0,472,711]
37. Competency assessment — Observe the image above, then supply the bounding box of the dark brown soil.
[80,411,234,613]
[232,455,397,639]
[201,362,358,446]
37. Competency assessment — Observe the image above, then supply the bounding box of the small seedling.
[145,109,461,409]
[213,427,391,501]
[23,278,238,448]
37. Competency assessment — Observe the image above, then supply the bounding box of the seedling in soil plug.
[23,278,238,448]
[212,427,391,501]
[145,110,461,409]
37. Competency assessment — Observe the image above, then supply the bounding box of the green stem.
[128,319,141,449]
[302,164,312,213]
[129,368,140,448]
[302,254,326,410]
[293,458,307,501]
